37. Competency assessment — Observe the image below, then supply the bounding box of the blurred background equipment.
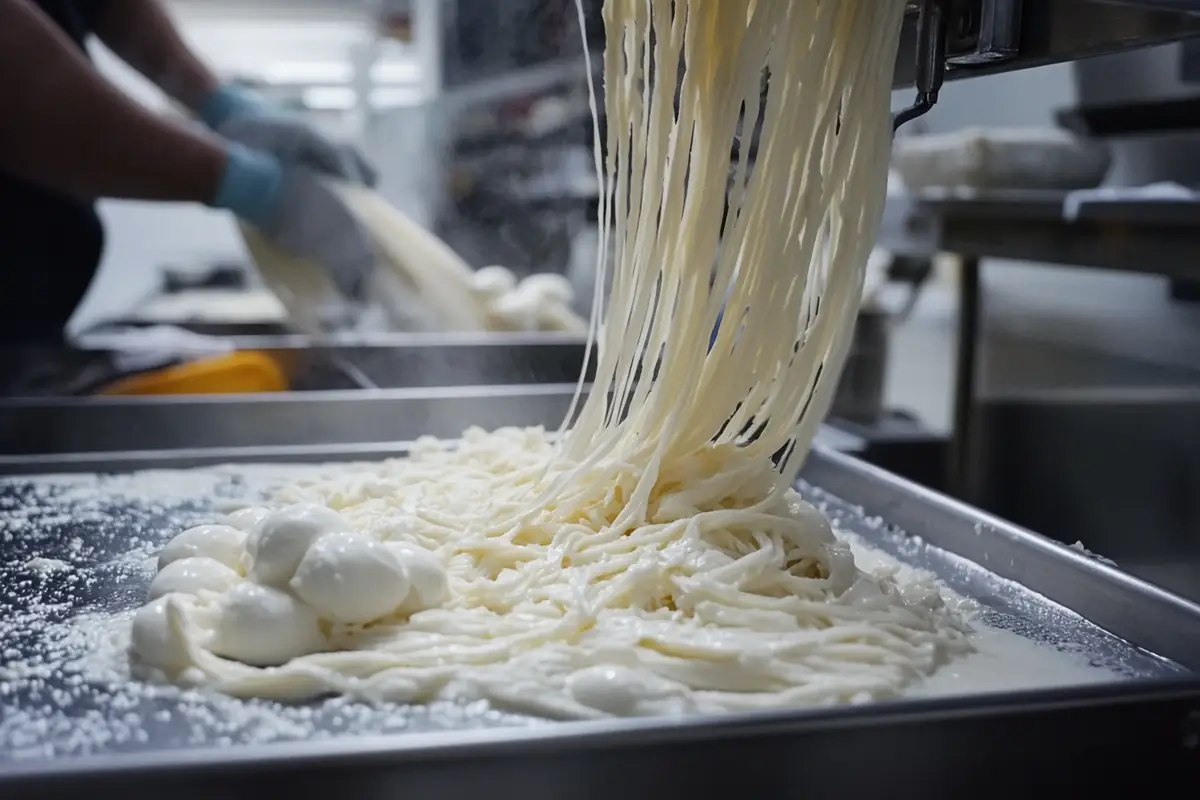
[880,1,1200,602]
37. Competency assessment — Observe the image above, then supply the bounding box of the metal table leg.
[948,255,981,501]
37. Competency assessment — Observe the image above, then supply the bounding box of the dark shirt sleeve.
[32,0,111,49]
[80,0,112,26]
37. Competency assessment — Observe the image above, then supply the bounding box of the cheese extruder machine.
[2,1,1200,797]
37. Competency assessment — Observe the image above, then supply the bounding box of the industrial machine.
[893,0,1200,129]
[884,0,1200,603]
[2,1,1200,796]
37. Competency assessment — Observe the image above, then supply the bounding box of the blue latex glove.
[199,84,377,186]
[213,144,375,300]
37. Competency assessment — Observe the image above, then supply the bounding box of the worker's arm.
[94,0,377,186]
[0,0,224,202]
[92,0,218,111]
[0,0,373,298]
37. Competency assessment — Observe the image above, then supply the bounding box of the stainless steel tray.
[1,433,1198,794]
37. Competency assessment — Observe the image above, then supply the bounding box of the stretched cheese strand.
[241,225,352,335]
[135,0,973,718]
[565,0,898,478]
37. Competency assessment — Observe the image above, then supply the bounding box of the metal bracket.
[947,0,1023,65]
[893,0,1024,131]
[893,0,950,131]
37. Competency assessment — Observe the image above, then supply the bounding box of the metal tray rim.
[1,678,1197,786]
[805,447,1200,669]
[812,448,1200,620]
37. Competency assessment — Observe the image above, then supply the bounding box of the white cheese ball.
[157,524,246,573]
[470,265,517,298]
[148,556,241,601]
[518,273,574,306]
[489,290,540,331]
[246,504,352,587]
[290,532,410,624]
[130,593,196,673]
[222,506,271,532]
[209,582,324,667]
[387,542,449,612]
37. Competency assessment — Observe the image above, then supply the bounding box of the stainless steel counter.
[877,187,1200,603]
[881,189,1200,277]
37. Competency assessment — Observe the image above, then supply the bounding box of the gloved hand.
[198,84,378,187]
[211,144,376,300]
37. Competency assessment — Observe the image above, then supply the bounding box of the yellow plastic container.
[98,351,289,396]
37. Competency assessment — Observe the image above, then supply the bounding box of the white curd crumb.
[25,556,71,574]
